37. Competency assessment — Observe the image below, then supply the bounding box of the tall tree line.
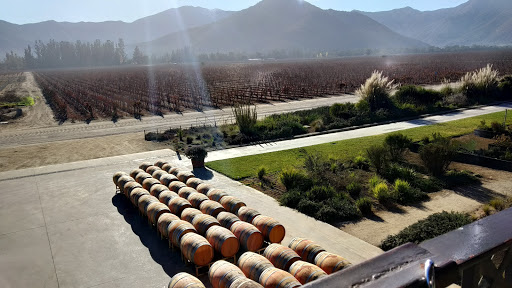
[3,38,129,70]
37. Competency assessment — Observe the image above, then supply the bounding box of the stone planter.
[191,159,205,169]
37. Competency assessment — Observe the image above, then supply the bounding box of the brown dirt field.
[0,132,169,172]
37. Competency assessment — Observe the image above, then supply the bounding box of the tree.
[115,38,126,65]
[132,46,145,65]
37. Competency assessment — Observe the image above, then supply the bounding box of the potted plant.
[185,146,208,168]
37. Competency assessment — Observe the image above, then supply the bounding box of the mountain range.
[1,0,511,57]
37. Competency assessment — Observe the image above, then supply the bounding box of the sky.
[2,0,469,24]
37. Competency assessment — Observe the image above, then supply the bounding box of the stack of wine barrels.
[115,160,338,287]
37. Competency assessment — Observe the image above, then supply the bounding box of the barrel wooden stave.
[167,220,197,247]
[157,213,180,236]
[205,225,240,258]
[228,277,264,288]
[230,221,264,252]
[220,196,246,214]
[288,238,326,264]
[159,190,180,205]
[154,159,169,168]
[258,268,301,288]
[130,168,145,179]
[147,202,171,225]
[217,211,241,229]
[138,162,152,171]
[209,260,245,288]
[289,260,327,284]
[178,187,199,199]
[135,172,153,184]
[160,174,179,187]
[152,170,168,181]
[186,177,203,189]
[252,215,285,244]
[167,197,192,217]
[161,163,173,173]
[180,232,214,267]
[169,181,187,193]
[113,171,128,186]
[142,178,161,191]
[177,171,195,183]
[188,193,209,208]
[192,214,221,235]
[207,189,228,202]
[181,207,203,223]
[200,200,226,217]
[263,244,301,271]
[130,188,150,206]
[146,165,161,175]
[237,207,261,223]
[314,251,349,274]
[123,181,142,198]
[150,184,170,198]
[196,183,213,194]
[238,252,275,282]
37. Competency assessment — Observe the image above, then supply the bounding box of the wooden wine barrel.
[238,252,274,282]
[192,214,221,235]
[142,178,161,191]
[129,188,150,206]
[135,172,152,184]
[167,197,192,217]
[252,216,285,244]
[230,221,264,252]
[188,193,209,209]
[168,272,205,288]
[178,187,199,199]
[200,200,226,217]
[159,191,179,205]
[220,196,246,214]
[209,260,245,288]
[314,252,349,274]
[160,174,179,187]
[150,184,170,198]
[205,225,240,258]
[169,167,181,176]
[196,183,213,194]
[186,177,203,189]
[123,181,142,198]
[138,162,152,171]
[228,277,264,288]
[154,159,169,168]
[113,171,128,186]
[181,208,203,223]
[161,163,173,173]
[289,260,327,284]
[169,181,187,193]
[147,202,171,225]
[167,220,197,247]
[117,175,134,192]
[258,268,301,288]
[130,168,145,179]
[237,207,261,223]
[137,195,159,216]
[288,237,326,264]
[217,212,241,229]
[263,244,301,271]
[207,189,228,202]
[177,171,195,183]
[157,213,180,237]
[180,233,214,266]
[152,169,168,181]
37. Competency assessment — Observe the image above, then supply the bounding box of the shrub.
[307,186,336,202]
[258,114,307,139]
[279,189,302,208]
[354,155,370,170]
[442,170,480,188]
[356,197,373,216]
[384,163,417,182]
[489,198,506,211]
[459,64,499,101]
[297,199,322,217]
[392,179,428,205]
[329,103,356,119]
[184,146,207,161]
[356,71,397,111]
[303,152,329,178]
[366,144,390,174]
[380,211,472,251]
[346,182,362,198]
[257,166,266,180]
[369,175,384,189]
[394,85,443,106]
[499,75,512,99]
[323,197,361,221]
[419,135,454,176]
[490,121,506,134]
[280,168,312,191]
[385,133,412,161]
[233,104,257,135]
[482,204,492,216]
[373,182,392,203]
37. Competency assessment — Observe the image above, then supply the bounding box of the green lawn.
[206,110,510,180]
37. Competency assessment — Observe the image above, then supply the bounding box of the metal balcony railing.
[305,208,512,288]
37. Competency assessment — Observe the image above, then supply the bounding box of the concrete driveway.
[0,149,381,288]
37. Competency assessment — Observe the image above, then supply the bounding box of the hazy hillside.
[144,0,427,54]
[362,0,512,47]
[0,6,233,55]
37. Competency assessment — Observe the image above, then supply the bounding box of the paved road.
[0,150,383,288]
[206,103,512,162]
[0,94,359,149]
